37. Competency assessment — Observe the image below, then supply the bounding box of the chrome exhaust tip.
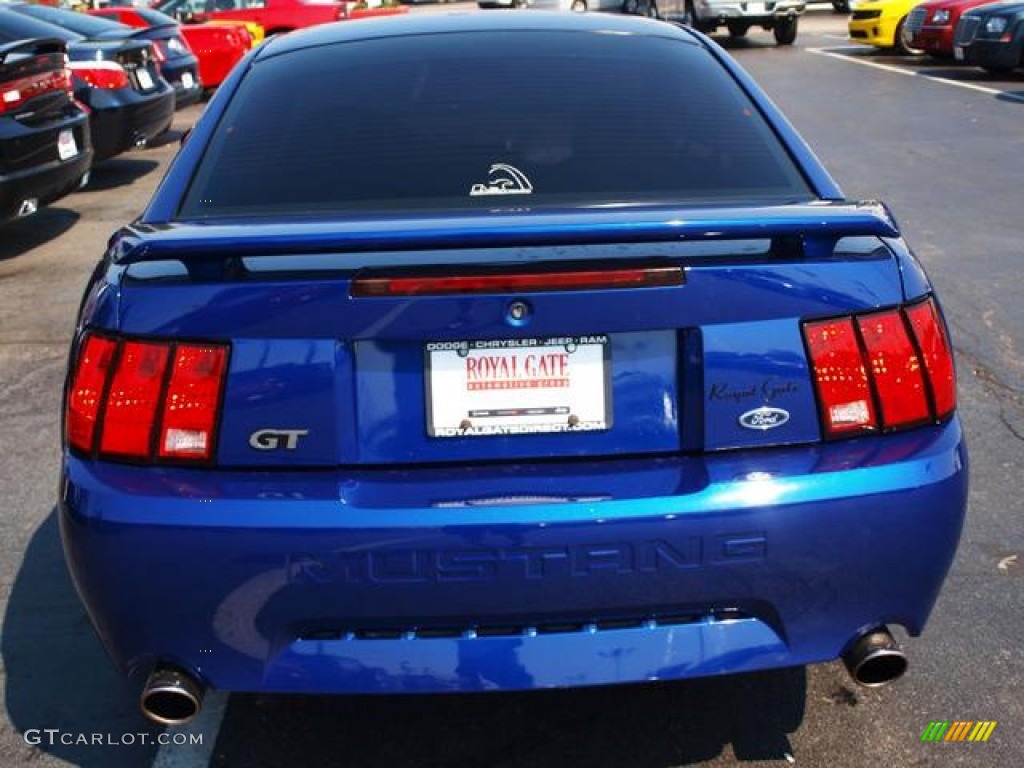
[140,666,204,726]
[16,198,38,218]
[842,626,908,687]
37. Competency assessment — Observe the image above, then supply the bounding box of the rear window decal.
[469,164,534,197]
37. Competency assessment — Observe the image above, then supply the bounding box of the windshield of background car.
[179,30,814,219]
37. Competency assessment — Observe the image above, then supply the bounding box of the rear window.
[12,5,130,39]
[179,30,813,219]
[0,11,81,44]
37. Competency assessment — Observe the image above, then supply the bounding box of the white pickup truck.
[628,0,806,46]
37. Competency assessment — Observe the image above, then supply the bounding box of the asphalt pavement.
[0,8,1021,767]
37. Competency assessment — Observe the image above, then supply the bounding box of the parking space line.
[152,691,228,768]
[807,46,1024,103]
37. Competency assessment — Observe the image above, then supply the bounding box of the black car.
[0,8,174,163]
[954,2,1024,74]
[1,36,91,224]
[10,3,201,109]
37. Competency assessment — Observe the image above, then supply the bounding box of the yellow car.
[206,20,265,48]
[848,0,924,54]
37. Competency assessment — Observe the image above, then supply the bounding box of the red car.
[91,7,251,90]
[156,0,346,37]
[905,0,996,57]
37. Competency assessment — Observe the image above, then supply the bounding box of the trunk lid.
[106,203,905,466]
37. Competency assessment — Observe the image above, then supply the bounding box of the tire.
[894,18,924,56]
[622,0,639,13]
[645,0,659,18]
[773,17,798,46]
[570,0,586,10]
[727,22,749,38]
[832,0,849,11]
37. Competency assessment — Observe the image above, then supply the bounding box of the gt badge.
[249,429,309,450]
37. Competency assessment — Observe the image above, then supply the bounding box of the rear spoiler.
[0,38,67,66]
[115,201,900,265]
[100,25,177,39]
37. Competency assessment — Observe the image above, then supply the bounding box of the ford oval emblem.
[739,406,790,431]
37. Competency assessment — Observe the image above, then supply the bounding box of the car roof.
[257,11,702,62]
[964,1,1024,13]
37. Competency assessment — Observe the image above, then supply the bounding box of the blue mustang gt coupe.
[60,12,967,726]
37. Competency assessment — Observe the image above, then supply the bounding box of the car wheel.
[773,17,798,46]
[645,0,659,17]
[727,22,749,38]
[571,0,587,10]
[895,18,924,56]
[832,0,849,11]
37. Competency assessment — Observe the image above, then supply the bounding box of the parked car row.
[850,0,1024,73]
[88,5,256,90]
[1,3,175,225]
[15,2,202,106]
[0,0,264,228]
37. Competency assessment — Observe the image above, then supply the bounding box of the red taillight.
[352,266,684,297]
[804,317,878,437]
[69,61,130,90]
[0,66,73,115]
[158,344,229,461]
[905,298,956,418]
[857,310,930,429]
[65,333,229,463]
[66,335,118,453]
[803,298,956,439]
[99,341,170,458]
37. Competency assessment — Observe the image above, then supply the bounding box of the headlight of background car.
[932,9,950,24]
[984,17,1008,34]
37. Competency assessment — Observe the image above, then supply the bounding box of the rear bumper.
[59,420,967,694]
[162,59,204,109]
[85,86,175,163]
[0,137,92,223]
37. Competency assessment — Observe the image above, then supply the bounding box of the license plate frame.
[57,129,78,161]
[425,335,612,438]
[135,67,155,91]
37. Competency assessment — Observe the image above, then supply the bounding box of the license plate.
[57,129,78,161]
[181,71,194,90]
[136,67,154,90]
[747,2,766,13]
[426,336,611,437]
[953,46,964,61]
